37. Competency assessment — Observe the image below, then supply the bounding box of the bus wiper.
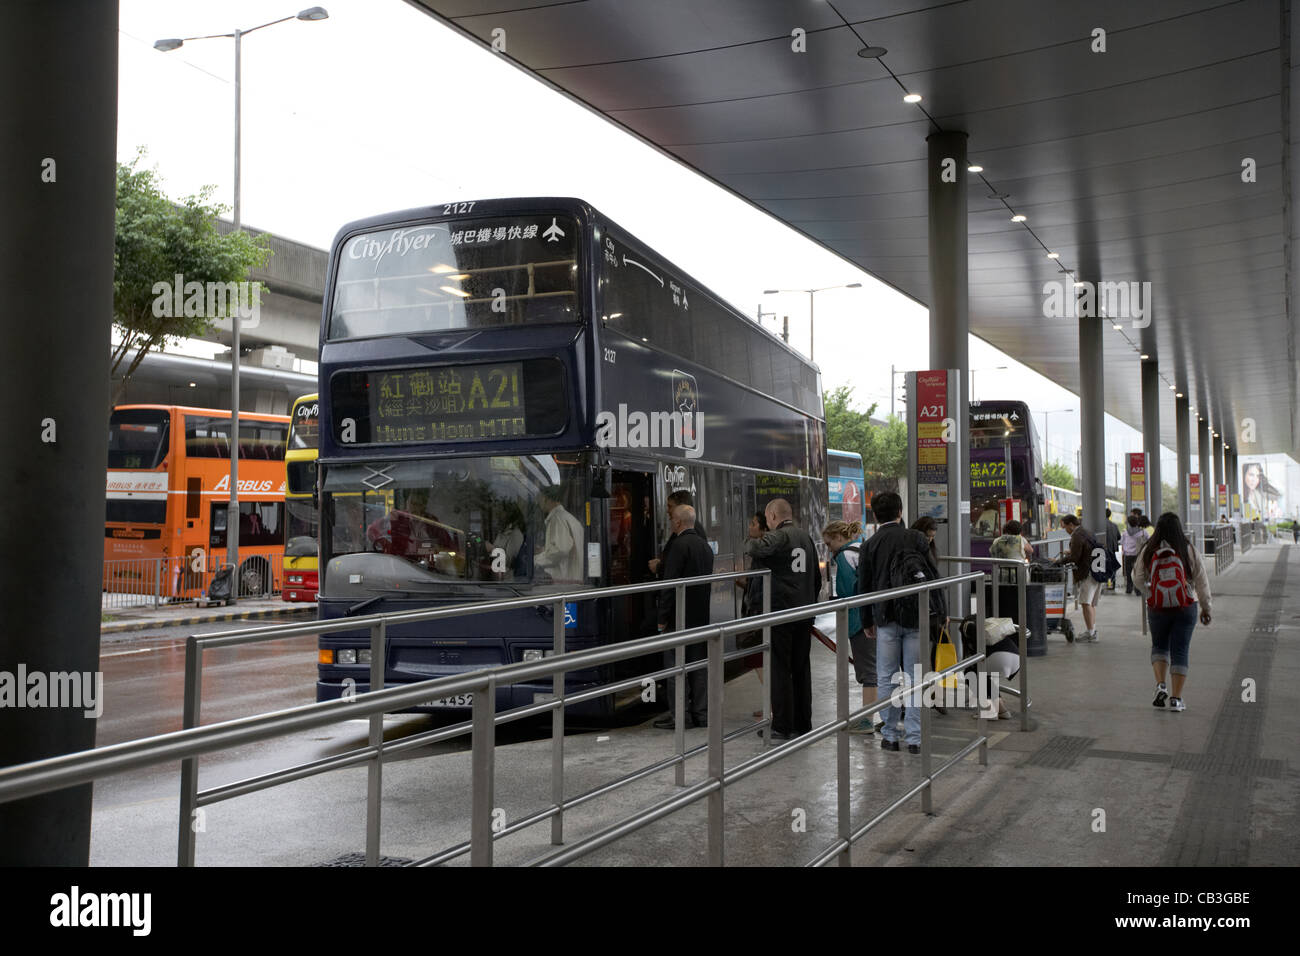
[345,596,384,616]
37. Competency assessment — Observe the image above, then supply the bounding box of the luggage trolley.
[1030,561,1074,643]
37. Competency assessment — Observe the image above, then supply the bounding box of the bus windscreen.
[329,215,580,339]
[108,409,170,469]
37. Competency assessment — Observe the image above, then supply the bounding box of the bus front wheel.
[239,557,271,598]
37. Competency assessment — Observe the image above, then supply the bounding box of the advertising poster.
[914,371,949,522]
[1189,473,1201,505]
[1241,462,1265,519]
[1127,452,1146,510]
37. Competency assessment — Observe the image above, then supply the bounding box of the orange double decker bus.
[105,404,291,599]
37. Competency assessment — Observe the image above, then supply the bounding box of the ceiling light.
[1169,384,1177,390]
[1176,392,1184,397]
[967,164,984,173]
[903,93,922,103]
[1046,252,1059,259]
[1112,323,1123,330]
[1140,353,1149,359]
[858,45,888,58]
[1011,214,1026,222]
[188,381,197,388]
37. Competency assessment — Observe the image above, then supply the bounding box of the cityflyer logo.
[346,226,446,271]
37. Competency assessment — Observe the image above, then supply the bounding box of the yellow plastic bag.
[935,622,959,689]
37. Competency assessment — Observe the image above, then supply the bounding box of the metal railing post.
[706,629,724,867]
[551,599,565,845]
[365,620,385,866]
[975,581,988,766]
[154,557,163,608]
[674,581,686,788]
[761,578,771,747]
[834,606,851,865]
[469,677,496,867]
[919,589,932,815]
[991,570,999,618]
[1016,563,1028,732]
[177,635,203,866]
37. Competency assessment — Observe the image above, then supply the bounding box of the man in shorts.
[1056,514,1104,642]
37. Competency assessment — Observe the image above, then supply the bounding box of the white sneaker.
[1169,697,1186,712]
[1153,683,1168,708]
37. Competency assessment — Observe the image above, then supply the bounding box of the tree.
[823,385,906,480]
[1042,460,1075,489]
[863,414,907,479]
[1161,481,1179,515]
[112,149,271,407]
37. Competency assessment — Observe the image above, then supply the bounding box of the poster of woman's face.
[1242,462,1265,518]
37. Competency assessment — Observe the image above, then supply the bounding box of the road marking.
[101,647,157,657]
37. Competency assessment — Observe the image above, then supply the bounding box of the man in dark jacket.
[746,498,821,740]
[1054,513,1103,641]
[653,504,714,729]
[1103,509,1121,590]
[856,491,940,754]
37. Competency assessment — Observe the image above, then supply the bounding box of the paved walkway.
[88,543,1298,866]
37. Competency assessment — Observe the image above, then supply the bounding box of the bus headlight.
[521,649,554,662]
[337,649,357,664]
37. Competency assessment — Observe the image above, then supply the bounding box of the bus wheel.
[240,558,271,598]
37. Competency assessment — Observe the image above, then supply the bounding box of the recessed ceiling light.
[1140,353,1149,359]
[1112,323,1123,330]
[858,45,888,58]
[1011,214,1026,222]
[188,381,197,387]
[967,164,984,173]
[1169,384,1177,391]
[1046,252,1060,259]
[903,93,922,103]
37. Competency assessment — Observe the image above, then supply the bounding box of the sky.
[117,0,1297,509]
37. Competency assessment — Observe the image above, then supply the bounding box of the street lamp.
[763,283,862,362]
[156,7,329,602]
[1040,408,1074,470]
[969,365,1007,400]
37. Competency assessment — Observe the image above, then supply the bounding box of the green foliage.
[1161,481,1179,515]
[1042,460,1075,490]
[112,148,271,404]
[823,385,906,480]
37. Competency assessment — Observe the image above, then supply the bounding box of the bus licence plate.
[420,694,473,708]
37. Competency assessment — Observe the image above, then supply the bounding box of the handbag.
[935,621,959,689]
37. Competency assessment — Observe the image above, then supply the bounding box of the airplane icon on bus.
[542,218,565,242]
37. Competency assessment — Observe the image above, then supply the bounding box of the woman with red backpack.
[1132,513,1212,712]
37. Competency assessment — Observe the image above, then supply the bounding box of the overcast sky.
[117,0,1297,507]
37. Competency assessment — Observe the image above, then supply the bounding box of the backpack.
[1086,533,1121,582]
[1147,545,1194,609]
[886,537,935,628]
[831,543,861,598]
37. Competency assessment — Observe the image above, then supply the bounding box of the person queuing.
[822,520,878,734]
[653,503,714,730]
[746,498,821,742]
[1104,508,1122,590]
[1054,513,1103,642]
[857,491,941,755]
[535,485,584,585]
[1132,512,1212,713]
[989,518,1033,583]
[736,510,768,719]
[1121,514,1150,594]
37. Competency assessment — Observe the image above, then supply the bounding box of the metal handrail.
[0,565,995,868]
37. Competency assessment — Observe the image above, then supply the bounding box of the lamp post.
[763,283,862,362]
[1041,408,1074,471]
[156,7,328,602]
[969,365,1007,401]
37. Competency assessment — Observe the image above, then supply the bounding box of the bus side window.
[186,478,202,521]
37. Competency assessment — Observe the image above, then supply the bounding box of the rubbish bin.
[984,580,1048,657]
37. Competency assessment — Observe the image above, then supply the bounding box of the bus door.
[608,468,655,644]
[737,473,757,618]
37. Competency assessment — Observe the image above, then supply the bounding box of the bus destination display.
[368,362,526,443]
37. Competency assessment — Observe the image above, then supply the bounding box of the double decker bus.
[1042,484,1126,534]
[827,449,865,526]
[283,394,320,602]
[106,405,290,598]
[967,400,1048,557]
[315,197,827,714]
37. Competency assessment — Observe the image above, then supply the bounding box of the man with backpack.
[856,491,943,754]
[1053,513,1116,642]
[746,498,821,741]
[1133,513,1212,712]
[1103,509,1122,590]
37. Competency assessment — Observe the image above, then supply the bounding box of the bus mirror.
[590,464,612,499]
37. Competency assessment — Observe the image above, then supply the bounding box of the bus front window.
[322,453,597,592]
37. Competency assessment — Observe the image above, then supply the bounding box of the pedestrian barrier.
[2,566,1000,867]
[102,555,284,608]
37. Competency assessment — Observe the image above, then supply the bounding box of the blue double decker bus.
[315,198,827,715]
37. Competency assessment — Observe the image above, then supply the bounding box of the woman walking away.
[1121,514,1149,594]
[1133,513,1212,712]
[823,520,878,733]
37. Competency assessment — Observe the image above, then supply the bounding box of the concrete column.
[926,130,969,573]
[1079,311,1107,533]
[1228,448,1239,514]
[1197,417,1212,526]
[1175,395,1191,522]
[1213,432,1226,518]
[0,0,117,864]
[1140,360,1162,516]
